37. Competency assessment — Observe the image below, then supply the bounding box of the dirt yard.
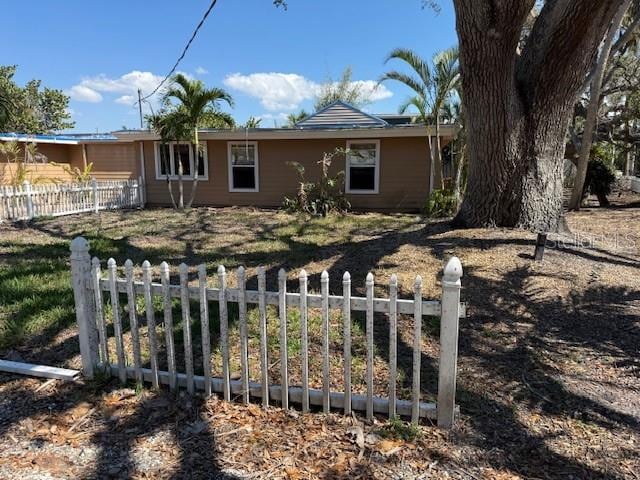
[0,193,638,479]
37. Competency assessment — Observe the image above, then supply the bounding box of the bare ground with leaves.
[0,193,639,479]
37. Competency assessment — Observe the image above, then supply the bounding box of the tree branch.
[517,0,621,110]
[580,7,640,93]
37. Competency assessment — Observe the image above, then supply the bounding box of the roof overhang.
[113,124,459,142]
[0,133,119,145]
[0,134,80,145]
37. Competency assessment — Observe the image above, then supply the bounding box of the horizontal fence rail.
[70,236,464,428]
[0,177,143,222]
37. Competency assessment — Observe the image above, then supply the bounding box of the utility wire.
[138,0,218,104]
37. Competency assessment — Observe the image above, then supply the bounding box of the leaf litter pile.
[0,192,639,478]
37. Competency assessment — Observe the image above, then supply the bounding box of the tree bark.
[453,142,466,206]
[453,0,621,231]
[177,142,184,210]
[428,133,443,192]
[434,113,444,189]
[569,0,632,210]
[187,128,200,209]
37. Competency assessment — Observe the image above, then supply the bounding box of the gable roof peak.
[295,101,388,129]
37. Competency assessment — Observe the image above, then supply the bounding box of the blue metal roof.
[0,132,117,143]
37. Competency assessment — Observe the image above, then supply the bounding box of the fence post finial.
[438,256,463,429]
[70,236,99,378]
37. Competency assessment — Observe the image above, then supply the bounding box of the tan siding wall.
[85,143,138,180]
[0,163,74,184]
[143,137,432,211]
[0,140,138,182]
[0,141,79,183]
[0,142,76,165]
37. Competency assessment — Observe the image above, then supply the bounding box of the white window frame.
[227,141,259,192]
[154,141,208,181]
[345,139,380,194]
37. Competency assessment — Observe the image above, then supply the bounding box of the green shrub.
[583,158,616,206]
[425,188,457,218]
[283,149,351,216]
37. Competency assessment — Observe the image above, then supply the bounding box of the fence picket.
[389,274,398,419]
[258,266,269,407]
[180,263,194,395]
[411,276,423,424]
[160,262,177,390]
[218,265,231,401]
[278,269,289,410]
[342,272,352,416]
[72,236,465,427]
[299,270,309,413]
[143,260,160,389]
[0,180,142,221]
[199,265,212,397]
[107,258,127,384]
[366,272,374,420]
[125,260,143,384]
[238,266,250,404]
[91,257,109,365]
[321,270,330,413]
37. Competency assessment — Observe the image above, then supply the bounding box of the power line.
[138,0,218,104]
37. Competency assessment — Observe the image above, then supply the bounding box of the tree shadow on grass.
[5,208,640,478]
[0,374,235,479]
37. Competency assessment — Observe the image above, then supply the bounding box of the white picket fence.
[70,237,465,428]
[0,178,144,222]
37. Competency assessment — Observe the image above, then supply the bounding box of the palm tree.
[286,110,309,127]
[380,47,459,191]
[441,99,467,206]
[147,110,191,209]
[163,73,234,208]
[242,116,262,129]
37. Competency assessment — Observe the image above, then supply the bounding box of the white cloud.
[115,95,136,105]
[68,85,103,103]
[223,72,393,111]
[351,80,393,102]
[224,73,317,111]
[69,71,165,106]
[195,66,209,75]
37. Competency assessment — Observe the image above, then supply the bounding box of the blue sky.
[2,1,457,132]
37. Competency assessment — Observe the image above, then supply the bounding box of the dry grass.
[1,193,639,479]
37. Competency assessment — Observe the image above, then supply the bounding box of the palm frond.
[378,71,427,99]
[398,95,429,122]
[384,47,431,86]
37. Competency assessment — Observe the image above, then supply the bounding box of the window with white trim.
[228,141,259,192]
[154,142,208,180]
[346,140,379,193]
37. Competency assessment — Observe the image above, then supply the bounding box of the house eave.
[113,124,459,142]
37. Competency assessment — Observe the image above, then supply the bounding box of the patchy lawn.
[0,193,639,479]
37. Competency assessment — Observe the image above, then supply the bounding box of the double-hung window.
[228,141,259,192]
[346,140,380,194]
[154,142,208,180]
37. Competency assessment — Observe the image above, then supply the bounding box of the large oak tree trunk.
[452,0,621,231]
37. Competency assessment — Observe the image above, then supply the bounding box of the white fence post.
[138,175,145,207]
[70,237,99,378]
[437,257,463,428]
[23,181,34,219]
[92,178,99,214]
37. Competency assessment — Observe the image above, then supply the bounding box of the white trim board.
[0,359,80,381]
